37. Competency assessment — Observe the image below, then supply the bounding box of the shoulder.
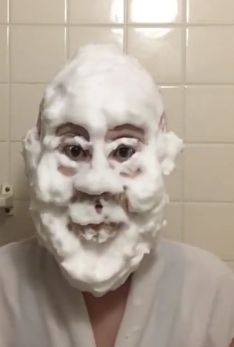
[0,237,45,285]
[159,238,233,278]
[158,239,234,343]
[0,237,39,264]
[158,238,234,291]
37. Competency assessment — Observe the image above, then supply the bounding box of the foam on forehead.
[38,44,164,135]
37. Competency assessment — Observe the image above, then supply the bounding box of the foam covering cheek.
[122,146,165,213]
[35,153,74,204]
[22,44,183,296]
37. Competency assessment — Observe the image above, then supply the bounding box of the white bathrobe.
[0,237,234,347]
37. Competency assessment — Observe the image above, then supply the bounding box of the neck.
[83,275,132,306]
[82,276,132,347]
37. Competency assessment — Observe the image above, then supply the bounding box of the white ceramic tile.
[69,0,124,24]
[128,27,183,83]
[69,27,123,58]
[163,202,183,241]
[0,142,9,182]
[185,86,234,143]
[128,0,183,23]
[0,200,34,246]
[0,0,8,23]
[0,25,8,81]
[165,154,184,201]
[184,145,234,202]
[184,203,234,260]
[11,84,45,140]
[186,27,234,83]
[10,142,29,199]
[187,0,234,24]
[11,0,66,23]
[11,26,66,82]
[160,86,184,138]
[0,84,9,140]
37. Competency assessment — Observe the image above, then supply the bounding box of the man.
[0,44,234,347]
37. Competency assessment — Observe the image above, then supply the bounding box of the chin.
[31,200,164,296]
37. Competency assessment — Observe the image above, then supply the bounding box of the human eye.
[60,144,89,161]
[111,144,136,162]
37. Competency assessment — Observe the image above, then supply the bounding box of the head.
[23,44,182,296]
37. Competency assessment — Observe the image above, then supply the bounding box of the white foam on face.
[23,44,183,296]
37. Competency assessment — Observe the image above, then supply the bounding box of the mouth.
[69,221,123,243]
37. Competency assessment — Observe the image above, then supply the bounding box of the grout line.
[2,81,234,86]
[181,200,234,204]
[184,200,234,206]
[123,0,128,53]
[4,22,234,27]
[64,0,68,25]
[169,200,234,204]
[5,22,125,27]
[183,142,234,146]
[181,0,187,242]
[64,0,68,60]
[65,0,69,59]
[185,0,189,23]
[6,0,10,23]
[64,25,68,61]
[7,0,11,188]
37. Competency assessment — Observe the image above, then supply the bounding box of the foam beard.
[22,45,183,296]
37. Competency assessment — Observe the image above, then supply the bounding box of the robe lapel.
[114,246,163,347]
[43,250,97,347]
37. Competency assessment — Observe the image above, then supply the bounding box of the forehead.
[42,60,163,136]
[43,88,156,139]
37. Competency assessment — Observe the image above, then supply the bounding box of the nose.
[73,144,124,196]
[73,167,123,196]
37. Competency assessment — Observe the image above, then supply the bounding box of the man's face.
[54,120,150,243]
[23,45,182,296]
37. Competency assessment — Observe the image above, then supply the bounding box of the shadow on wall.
[0,202,34,246]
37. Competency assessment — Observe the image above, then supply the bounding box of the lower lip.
[69,222,122,233]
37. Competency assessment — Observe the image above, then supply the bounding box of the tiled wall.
[0,0,234,267]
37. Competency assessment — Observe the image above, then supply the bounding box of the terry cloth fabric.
[0,237,234,347]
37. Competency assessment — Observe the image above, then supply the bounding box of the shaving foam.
[23,44,183,296]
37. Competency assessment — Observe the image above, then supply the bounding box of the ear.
[36,97,45,138]
[161,132,183,175]
[158,111,167,132]
[156,131,183,176]
[156,112,183,175]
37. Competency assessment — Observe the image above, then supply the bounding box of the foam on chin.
[29,193,167,297]
[22,44,183,296]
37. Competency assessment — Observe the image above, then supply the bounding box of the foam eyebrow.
[106,124,145,141]
[56,123,90,141]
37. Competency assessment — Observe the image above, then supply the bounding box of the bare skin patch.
[58,165,76,177]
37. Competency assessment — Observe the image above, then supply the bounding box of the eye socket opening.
[60,144,90,161]
[109,144,136,162]
[58,141,138,163]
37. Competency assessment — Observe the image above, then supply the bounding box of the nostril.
[95,201,103,214]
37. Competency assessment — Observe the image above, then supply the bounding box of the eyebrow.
[56,122,145,142]
[56,123,90,141]
[106,124,145,141]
